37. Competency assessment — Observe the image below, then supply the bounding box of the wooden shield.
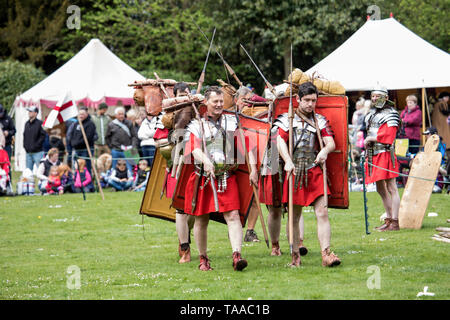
[399,135,442,229]
[139,148,176,222]
[273,95,349,209]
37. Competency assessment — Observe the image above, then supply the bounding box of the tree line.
[0,0,448,109]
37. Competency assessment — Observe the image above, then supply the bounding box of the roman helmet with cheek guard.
[371,85,389,108]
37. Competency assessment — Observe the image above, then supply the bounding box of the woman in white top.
[137,112,165,167]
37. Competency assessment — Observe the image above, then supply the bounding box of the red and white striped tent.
[13,38,145,171]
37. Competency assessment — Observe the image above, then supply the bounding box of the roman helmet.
[371,85,389,108]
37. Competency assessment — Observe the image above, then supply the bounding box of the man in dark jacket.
[67,107,97,174]
[0,104,16,163]
[23,106,47,171]
[106,106,138,173]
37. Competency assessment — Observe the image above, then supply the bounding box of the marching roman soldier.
[276,82,341,267]
[154,82,195,263]
[363,86,401,231]
[259,116,309,257]
[234,86,263,243]
[183,86,248,271]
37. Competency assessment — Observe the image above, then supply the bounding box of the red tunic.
[278,126,332,206]
[258,173,282,206]
[364,123,399,183]
[183,133,241,216]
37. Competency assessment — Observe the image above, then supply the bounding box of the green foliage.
[395,0,449,52]
[0,60,46,110]
[0,0,69,67]
[54,0,220,84]
[202,0,378,91]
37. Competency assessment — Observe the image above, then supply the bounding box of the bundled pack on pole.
[130,77,179,116]
[285,68,346,96]
[217,79,237,110]
[160,94,205,130]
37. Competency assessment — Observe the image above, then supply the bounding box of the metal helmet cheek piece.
[371,85,389,109]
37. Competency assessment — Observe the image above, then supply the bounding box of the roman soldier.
[154,82,195,263]
[363,86,401,231]
[276,82,341,267]
[183,86,248,271]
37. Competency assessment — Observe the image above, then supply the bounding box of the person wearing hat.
[422,126,448,193]
[91,102,111,158]
[363,86,401,231]
[0,103,16,167]
[431,91,450,148]
[23,106,47,172]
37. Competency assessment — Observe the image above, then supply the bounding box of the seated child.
[58,164,74,193]
[45,165,62,195]
[73,159,94,193]
[132,159,150,191]
[108,160,133,191]
[96,153,112,188]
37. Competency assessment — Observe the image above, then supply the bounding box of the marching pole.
[77,116,105,200]
[287,43,294,255]
[235,108,270,248]
[361,154,370,235]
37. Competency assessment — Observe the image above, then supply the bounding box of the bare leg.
[376,180,392,218]
[313,196,331,251]
[176,211,190,245]
[285,207,304,245]
[385,178,400,220]
[268,205,282,244]
[223,210,243,253]
[194,214,209,256]
[246,200,259,230]
[291,205,302,252]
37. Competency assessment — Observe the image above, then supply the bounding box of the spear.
[191,28,219,212]
[288,43,294,254]
[240,44,277,98]
[196,28,216,94]
[240,44,277,122]
[190,19,244,88]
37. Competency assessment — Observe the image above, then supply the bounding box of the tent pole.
[421,88,426,146]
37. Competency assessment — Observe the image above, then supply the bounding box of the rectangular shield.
[139,148,176,222]
[273,95,349,209]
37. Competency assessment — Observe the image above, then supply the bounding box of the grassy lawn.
[0,172,449,300]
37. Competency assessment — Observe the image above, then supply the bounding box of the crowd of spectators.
[1,102,153,196]
[349,93,449,194]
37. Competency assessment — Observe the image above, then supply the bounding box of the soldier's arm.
[277,135,294,178]
[315,136,335,165]
[192,148,214,178]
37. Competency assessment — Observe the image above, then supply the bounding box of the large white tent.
[14,38,145,171]
[306,18,450,91]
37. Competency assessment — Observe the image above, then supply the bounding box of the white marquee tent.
[306,18,450,91]
[14,38,145,171]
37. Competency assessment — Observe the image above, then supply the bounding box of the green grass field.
[0,176,449,300]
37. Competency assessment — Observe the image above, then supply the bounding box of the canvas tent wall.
[306,17,450,146]
[306,18,450,91]
[13,38,145,171]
